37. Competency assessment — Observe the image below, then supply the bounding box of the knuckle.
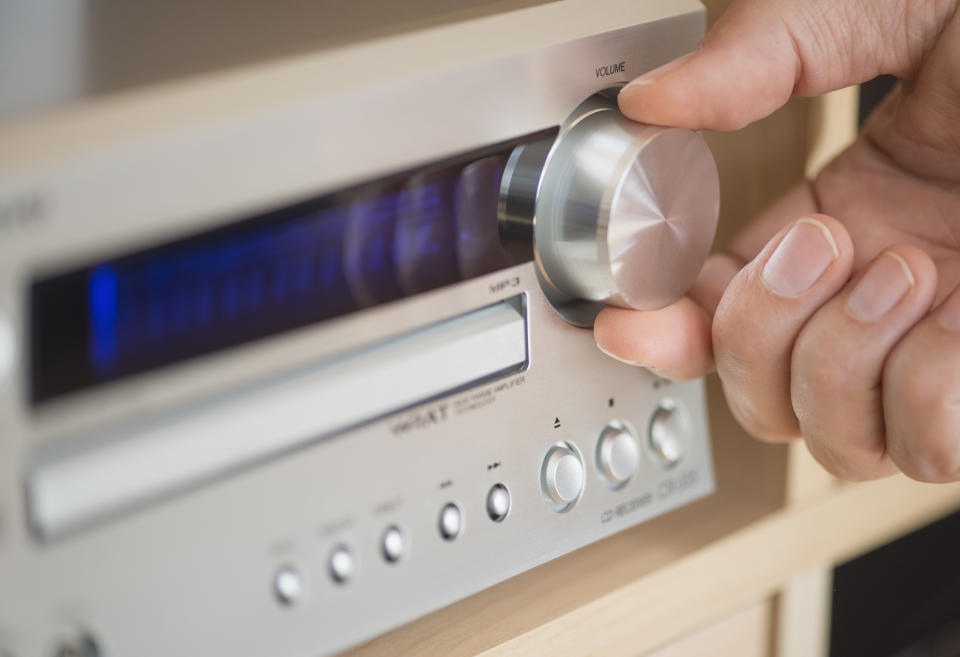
[800,429,858,481]
[790,327,863,432]
[712,271,800,442]
[793,329,854,393]
[896,447,960,484]
[723,381,799,443]
[890,351,941,411]
[890,407,960,483]
[728,399,777,443]
[802,433,892,482]
[885,351,960,482]
[802,437,858,480]
[713,308,766,380]
[711,303,740,355]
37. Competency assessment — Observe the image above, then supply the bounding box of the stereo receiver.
[0,1,719,655]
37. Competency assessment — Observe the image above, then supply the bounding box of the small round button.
[649,400,691,467]
[541,443,584,509]
[486,484,511,522]
[596,420,640,486]
[382,525,405,563]
[438,503,462,540]
[329,545,355,584]
[274,565,303,605]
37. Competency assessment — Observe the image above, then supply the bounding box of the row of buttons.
[541,402,690,512]
[273,484,512,605]
[272,402,687,606]
[440,482,511,541]
[275,540,368,606]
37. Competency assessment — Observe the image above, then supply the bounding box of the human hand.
[595,0,960,482]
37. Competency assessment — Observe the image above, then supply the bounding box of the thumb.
[619,0,947,131]
[594,253,741,381]
[594,182,820,380]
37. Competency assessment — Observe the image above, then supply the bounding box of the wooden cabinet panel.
[640,601,773,657]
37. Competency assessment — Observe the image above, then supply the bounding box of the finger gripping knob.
[533,90,720,325]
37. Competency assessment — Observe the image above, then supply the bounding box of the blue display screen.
[83,204,356,376]
[30,129,555,403]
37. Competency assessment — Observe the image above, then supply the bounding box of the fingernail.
[938,289,960,331]
[645,365,668,379]
[621,52,695,92]
[596,342,645,367]
[846,252,914,322]
[596,343,666,376]
[623,75,656,90]
[761,218,839,297]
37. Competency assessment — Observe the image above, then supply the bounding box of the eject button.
[541,443,584,511]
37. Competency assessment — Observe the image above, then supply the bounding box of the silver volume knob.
[503,89,720,326]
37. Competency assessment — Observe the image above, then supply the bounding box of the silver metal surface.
[498,138,553,258]
[27,300,527,540]
[0,0,562,119]
[0,305,12,383]
[52,632,101,657]
[649,399,692,467]
[596,419,640,486]
[0,3,714,657]
[529,89,720,325]
[5,262,715,657]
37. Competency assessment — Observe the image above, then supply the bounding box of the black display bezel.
[29,127,557,405]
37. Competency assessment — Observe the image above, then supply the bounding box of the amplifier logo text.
[595,61,626,78]
[391,403,449,435]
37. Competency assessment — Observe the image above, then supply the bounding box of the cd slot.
[28,296,528,540]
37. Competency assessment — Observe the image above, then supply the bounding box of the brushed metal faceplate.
[0,3,711,655]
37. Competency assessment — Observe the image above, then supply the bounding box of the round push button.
[329,545,355,584]
[438,503,462,541]
[596,420,640,487]
[274,565,303,605]
[540,443,584,510]
[382,525,405,563]
[649,400,691,467]
[486,484,511,522]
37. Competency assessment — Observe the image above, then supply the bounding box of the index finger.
[619,0,950,131]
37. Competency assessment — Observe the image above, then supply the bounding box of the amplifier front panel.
[0,3,714,656]
[1,263,713,657]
